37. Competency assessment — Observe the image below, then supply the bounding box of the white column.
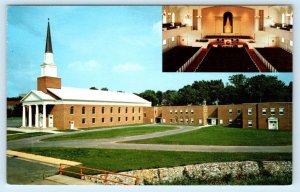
[28,105,32,127]
[22,105,26,127]
[42,104,47,128]
[35,105,39,128]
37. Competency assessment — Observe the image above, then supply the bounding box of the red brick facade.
[37,76,61,94]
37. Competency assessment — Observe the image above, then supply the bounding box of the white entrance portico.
[21,90,56,128]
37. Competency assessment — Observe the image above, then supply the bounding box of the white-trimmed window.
[180,118,183,122]
[290,40,293,46]
[229,119,233,124]
[102,107,105,114]
[170,110,172,114]
[185,109,188,114]
[248,108,252,115]
[92,118,96,124]
[248,120,253,127]
[279,108,285,115]
[110,107,113,114]
[281,37,285,43]
[175,109,178,114]
[180,109,183,114]
[170,119,173,123]
[163,119,166,123]
[262,108,267,115]
[171,36,175,42]
[132,107,135,113]
[132,116,135,121]
[191,118,194,124]
[125,107,128,113]
[82,106,86,114]
[270,108,276,115]
[191,109,194,114]
[185,118,188,123]
[82,118,86,124]
[118,117,121,122]
[163,39,167,45]
[92,107,95,114]
[110,117,113,122]
[228,109,232,114]
[118,107,121,113]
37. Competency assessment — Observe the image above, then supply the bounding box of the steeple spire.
[45,18,53,53]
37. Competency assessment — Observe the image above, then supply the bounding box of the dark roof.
[45,19,53,53]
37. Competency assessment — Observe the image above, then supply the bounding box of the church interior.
[162,5,293,72]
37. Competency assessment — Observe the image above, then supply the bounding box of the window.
[229,119,233,124]
[132,107,135,113]
[139,107,141,113]
[185,109,188,114]
[139,116,141,120]
[126,117,128,121]
[162,11,167,24]
[92,118,96,124]
[191,118,194,124]
[170,110,172,114]
[102,107,105,114]
[175,109,178,114]
[110,107,113,114]
[132,116,135,121]
[118,117,121,122]
[171,12,175,23]
[290,40,293,47]
[163,39,167,45]
[262,108,267,115]
[110,117,113,122]
[191,109,194,114]
[185,118,188,123]
[70,106,74,114]
[180,118,183,123]
[170,119,173,123]
[228,109,232,114]
[102,118,105,123]
[171,36,175,42]
[82,107,86,114]
[144,113,146,117]
[126,107,128,113]
[82,118,86,124]
[248,120,253,127]
[281,37,285,43]
[199,119,202,124]
[248,108,252,115]
[180,109,183,114]
[118,107,121,113]
[279,108,285,115]
[237,109,241,114]
[270,108,276,115]
[92,107,95,114]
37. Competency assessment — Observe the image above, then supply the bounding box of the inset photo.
[162,5,293,72]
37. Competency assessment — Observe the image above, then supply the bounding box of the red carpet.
[247,49,269,72]
[185,48,208,72]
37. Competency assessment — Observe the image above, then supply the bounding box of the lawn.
[7,132,52,141]
[43,126,178,141]
[126,126,292,146]
[7,130,23,134]
[18,147,292,172]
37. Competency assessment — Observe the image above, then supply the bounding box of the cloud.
[112,62,143,72]
[152,20,162,34]
[67,59,100,72]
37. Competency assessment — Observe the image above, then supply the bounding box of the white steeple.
[40,18,57,77]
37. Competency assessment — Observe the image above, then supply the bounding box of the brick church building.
[21,20,292,131]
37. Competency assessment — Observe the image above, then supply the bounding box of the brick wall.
[218,104,243,126]
[37,76,61,94]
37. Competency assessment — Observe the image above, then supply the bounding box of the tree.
[101,87,108,91]
[161,90,179,106]
[90,86,98,90]
[139,90,159,106]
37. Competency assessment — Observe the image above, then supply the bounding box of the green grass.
[7,130,23,134]
[78,123,146,131]
[7,132,52,141]
[126,126,292,146]
[18,147,292,173]
[7,117,22,120]
[43,126,177,141]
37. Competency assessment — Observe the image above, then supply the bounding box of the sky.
[6,5,293,97]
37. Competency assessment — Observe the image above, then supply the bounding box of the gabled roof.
[47,87,151,105]
[21,90,56,102]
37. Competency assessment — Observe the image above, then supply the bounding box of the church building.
[21,20,151,130]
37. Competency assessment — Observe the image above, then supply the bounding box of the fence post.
[59,163,62,175]
[104,171,109,184]
[135,178,139,185]
[80,168,83,180]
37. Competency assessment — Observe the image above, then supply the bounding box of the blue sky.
[6,6,292,97]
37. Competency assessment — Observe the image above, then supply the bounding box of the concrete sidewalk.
[45,175,97,185]
[7,127,62,134]
[7,150,81,166]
